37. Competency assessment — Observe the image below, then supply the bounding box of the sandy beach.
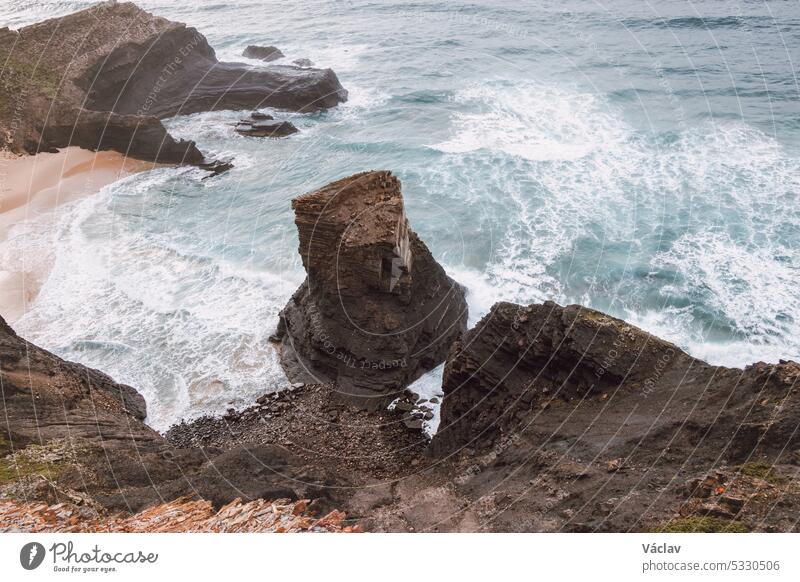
[0,147,160,322]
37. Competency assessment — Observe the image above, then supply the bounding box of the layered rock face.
[420,301,800,531]
[0,316,155,449]
[276,171,468,409]
[0,2,346,163]
[432,301,800,465]
[0,315,342,515]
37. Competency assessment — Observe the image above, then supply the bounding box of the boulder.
[243,45,285,61]
[235,118,298,138]
[276,171,468,409]
[293,58,315,68]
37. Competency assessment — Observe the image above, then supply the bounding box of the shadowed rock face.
[0,315,154,450]
[431,301,800,466]
[0,2,346,163]
[0,315,343,515]
[276,171,468,409]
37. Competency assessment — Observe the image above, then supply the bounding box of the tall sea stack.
[275,171,468,409]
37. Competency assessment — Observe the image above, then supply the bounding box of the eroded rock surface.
[420,300,800,531]
[275,171,468,409]
[0,315,344,516]
[432,301,800,461]
[0,2,346,163]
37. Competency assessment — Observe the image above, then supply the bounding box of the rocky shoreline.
[0,2,346,169]
[2,3,799,534]
[2,168,799,532]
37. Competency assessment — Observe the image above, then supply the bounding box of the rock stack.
[275,171,468,409]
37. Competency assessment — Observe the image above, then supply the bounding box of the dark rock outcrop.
[0,315,156,450]
[0,315,342,515]
[0,2,346,163]
[40,110,204,164]
[243,45,285,61]
[198,159,234,178]
[432,301,800,460]
[412,300,800,531]
[235,116,298,138]
[275,171,468,409]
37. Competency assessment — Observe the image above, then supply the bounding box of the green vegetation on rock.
[654,516,749,533]
[0,440,76,486]
[738,462,789,486]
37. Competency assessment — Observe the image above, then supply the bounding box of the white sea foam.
[429,83,629,161]
[432,81,800,367]
[408,364,444,437]
[335,85,391,117]
[13,171,303,431]
[652,233,800,354]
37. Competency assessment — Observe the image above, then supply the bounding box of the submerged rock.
[293,58,315,68]
[243,45,285,61]
[276,171,468,409]
[199,159,234,178]
[0,2,346,163]
[235,118,298,138]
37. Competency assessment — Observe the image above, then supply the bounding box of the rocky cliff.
[0,315,345,518]
[0,2,347,163]
[421,301,800,531]
[274,171,468,409]
[432,301,800,461]
[3,170,800,531]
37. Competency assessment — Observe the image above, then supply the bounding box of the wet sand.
[0,148,160,322]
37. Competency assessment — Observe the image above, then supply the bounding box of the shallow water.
[2,0,799,430]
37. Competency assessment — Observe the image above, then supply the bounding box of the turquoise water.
[3,0,800,429]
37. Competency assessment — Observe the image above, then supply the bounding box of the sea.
[2,0,799,431]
